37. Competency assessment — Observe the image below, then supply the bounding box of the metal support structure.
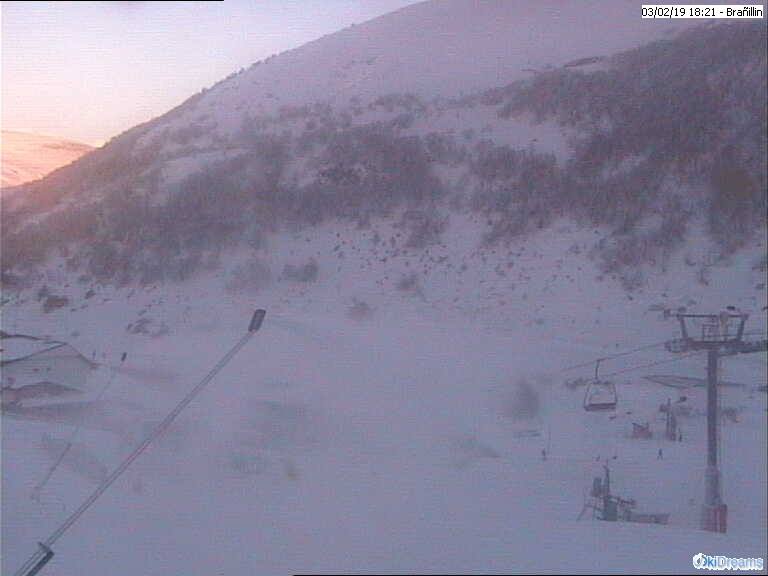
[665,311,766,533]
[602,466,617,521]
[703,349,724,532]
[16,544,54,576]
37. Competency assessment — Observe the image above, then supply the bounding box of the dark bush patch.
[282,259,319,283]
[43,295,69,313]
[226,260,272,293]
[396,272,424,299]
[503,379,541,421]
[347,298,373,321]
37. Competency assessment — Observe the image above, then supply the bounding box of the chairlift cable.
[561,341,668,372]
[599,351,705,379]
[563,326,766,374]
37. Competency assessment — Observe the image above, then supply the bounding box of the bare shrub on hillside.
[396,272,426,300]
[226,260,272,293]
[491,21,766,258]
[42,294,69,313]
[471,144,563,244]
[399,210,446,250]
[347,298,373,321]
[708,149,765,254]
[282,259,319,283]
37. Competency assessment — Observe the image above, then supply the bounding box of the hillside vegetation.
[2,22,765,289]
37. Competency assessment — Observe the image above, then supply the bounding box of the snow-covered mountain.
[1,4,764,294]
[2,2,766,574]
[1,131,93,189]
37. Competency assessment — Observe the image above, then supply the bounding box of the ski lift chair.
[583,359,618,412]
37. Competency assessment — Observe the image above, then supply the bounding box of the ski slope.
[2,220,766,575]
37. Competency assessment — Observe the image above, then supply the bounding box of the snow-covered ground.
[3,220,765,574]
[124,0,701,163]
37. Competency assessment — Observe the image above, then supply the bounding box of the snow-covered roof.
[0,336,93,366]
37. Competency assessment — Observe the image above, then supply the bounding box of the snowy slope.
[2,5,762,295]
[122,0,705,156]
[1,131,93,189]
[2,217,766,575]
[173,0,694,125]
[1,0,698,216]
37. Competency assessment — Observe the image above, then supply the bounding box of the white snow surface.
[199,0,691,108]
[132,0,701,153]
[2,217,766,575]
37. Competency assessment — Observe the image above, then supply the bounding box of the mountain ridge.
[1,130,94,189]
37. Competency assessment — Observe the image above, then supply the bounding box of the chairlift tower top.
[665,312,749,353]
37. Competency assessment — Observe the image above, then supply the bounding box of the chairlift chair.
[583,359,618,412]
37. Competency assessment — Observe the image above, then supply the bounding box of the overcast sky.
[1,0,420,145]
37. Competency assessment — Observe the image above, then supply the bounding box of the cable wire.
[600,351,705,379]
[561,340,669,372]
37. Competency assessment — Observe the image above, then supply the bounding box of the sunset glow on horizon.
[1,0,418,146]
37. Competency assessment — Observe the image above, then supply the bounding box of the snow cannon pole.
[13,309,267,576]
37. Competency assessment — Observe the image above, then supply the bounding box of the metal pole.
[18,544,54,576]
[703,348,722,531]
[706,350,719,471]
[14,310,266,576]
